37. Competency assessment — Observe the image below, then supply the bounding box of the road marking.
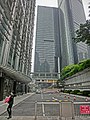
[41,93,45,116]
[52,97,58,101]
[42,102,45,116]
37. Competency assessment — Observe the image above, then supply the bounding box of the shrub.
[60,59,90,80]
[82,91,90,96]
[63,90,70,93]
[77,92,83,95]
[73,90,80,94]
[70,91,75,94]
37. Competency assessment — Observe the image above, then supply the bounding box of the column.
[0,78,4,101]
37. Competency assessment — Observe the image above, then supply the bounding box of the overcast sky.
[36,0,89,19]
[36,0,58,7]
[82,0,89,19]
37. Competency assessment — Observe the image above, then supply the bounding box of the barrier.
[74,102,90,116]
[35,101,75,120]
[60,101,75,120]
[35,101,60,120]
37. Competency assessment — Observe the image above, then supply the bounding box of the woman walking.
[7,92,14,119]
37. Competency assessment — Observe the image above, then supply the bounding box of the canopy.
[0,65,32,83]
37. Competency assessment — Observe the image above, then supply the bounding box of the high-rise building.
[34,6,60,74]
[58,0,89,68]
[0,0,36,100]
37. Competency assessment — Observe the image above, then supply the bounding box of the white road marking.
[41,93,45,116]
[42,102,45,116]
[52,97,58,101]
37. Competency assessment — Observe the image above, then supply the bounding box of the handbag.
[4,96,10,103]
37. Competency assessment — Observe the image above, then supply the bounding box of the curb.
[62,93,90,99]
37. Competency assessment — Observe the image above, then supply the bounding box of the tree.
[73,20,90,45]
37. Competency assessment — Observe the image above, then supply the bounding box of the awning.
[0,65,32,83]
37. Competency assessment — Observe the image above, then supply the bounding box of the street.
[1,90,90,118]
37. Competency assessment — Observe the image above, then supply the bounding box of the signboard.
[80,105,90,114]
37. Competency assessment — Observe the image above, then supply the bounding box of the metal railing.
[74,102,90,116]
[9,100,90,120]
[35,101,75,120]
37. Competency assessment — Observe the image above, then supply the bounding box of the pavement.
[0,93,90,120]
[0,93,34,116]
[0,116,90,120]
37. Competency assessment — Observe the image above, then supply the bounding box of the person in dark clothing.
[7,92,14,119]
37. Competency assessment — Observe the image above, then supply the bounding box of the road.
[1,90,90,117]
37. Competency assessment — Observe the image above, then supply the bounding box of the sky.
[31,0,89,72]
[36,0,58,7]
[36,0,89,19]
[82,0,89,20]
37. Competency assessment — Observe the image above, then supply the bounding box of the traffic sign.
[80,105,90,114]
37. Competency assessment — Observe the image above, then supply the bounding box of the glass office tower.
[34,6,60,73]
[58,0,89,68]
[0,0,36,100]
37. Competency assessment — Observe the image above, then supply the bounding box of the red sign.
[80,105,90,114]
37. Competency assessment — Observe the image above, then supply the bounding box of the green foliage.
[73,20,90,45]
[63,90,68,93]
[82,91,90,96]
[77,92,83,95]
[60,64,75,80]
[70,91,75,94]
[70,90,80,94]
[73,90,80,94]
[60,59,90,80]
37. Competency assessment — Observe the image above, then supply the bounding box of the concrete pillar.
[0,78,4,101]
[13,81,17,95]
[25,84,27,94]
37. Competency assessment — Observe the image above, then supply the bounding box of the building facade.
[0,0,36,100]
[58,0,89,68]
[34,6,60,74]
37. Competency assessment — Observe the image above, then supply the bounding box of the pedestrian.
[7,92,14,119]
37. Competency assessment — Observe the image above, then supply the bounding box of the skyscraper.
[58,0,89,68]
[34,6,60,73]
[0,0,36,100]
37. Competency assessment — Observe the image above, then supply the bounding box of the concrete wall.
[65,68,90,91]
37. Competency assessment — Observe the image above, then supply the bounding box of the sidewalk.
[0,116,90,120]
[0,93,34,116]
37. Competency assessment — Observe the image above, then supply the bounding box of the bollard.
[68,96,70,99]
[74,96,76,101]
[85,97,88,102]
